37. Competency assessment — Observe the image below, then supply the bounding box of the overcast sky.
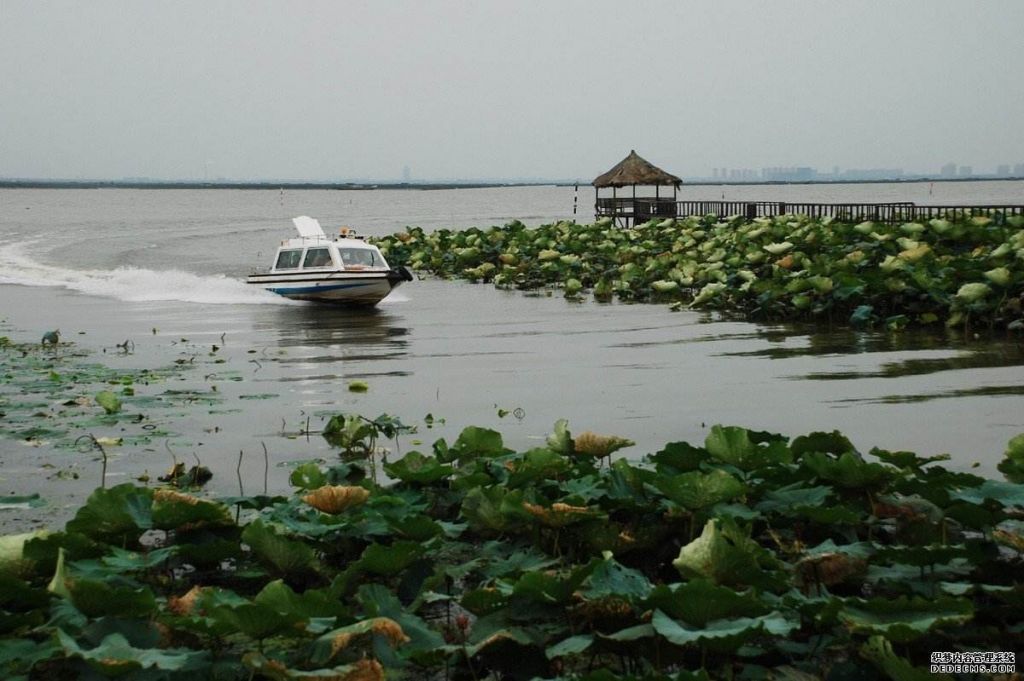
[2,0,1022,181]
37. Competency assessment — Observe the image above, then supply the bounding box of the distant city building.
[841,168,903,180]
[761,166,817,182]
[940,163,957,178]
[958,165,973,178]
[997,164,1011,177]
[402,166,411,183]
[1014,163,1024,176]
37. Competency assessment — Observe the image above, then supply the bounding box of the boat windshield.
[338,248,378,267]
[302,248,334,269]
[275,249,302,269]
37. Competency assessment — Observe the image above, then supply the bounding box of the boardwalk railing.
[596,199,1024,224]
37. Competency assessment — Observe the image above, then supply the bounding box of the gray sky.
[2,0,1022,181]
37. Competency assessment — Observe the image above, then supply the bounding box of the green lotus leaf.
[860,635,940,681]
[57,630,210,675]
[546,418,573,455]
[984,267,1011,286]
[650,441,708,473]
[955,282,990,303]
[839,596,973,642]
[512,569,580,605]
[65,484,153,544]
[152,490,232,531]
[0,494,45,511]
[672,518,783,588]
[998,433,1024,483]
[651,609,795,651]
[94,390,122,414]
[66,578,158,619]
[791,431,857,458]
[645,580,767,627]
[755,483,832,513]
[763,241,794,255]
[801,451,892,489]
[461,486,528,533]
[450,426,506,461]
[384,451,453,484]
[254,579,349,620]
[358,541,424,576]
[507,448,570,486]
[99,545,178,573]
[289,462,326,490]
[208,601,296,640]
[691,282,726,306]
[579,557,652,603]
[241,519,317,575]
[950,479,1024,507]
[705,425,791,471]
[356,583,446,655]
[656,469,745,510]
[0,530,50,578]
[310,616,410,665]
[546,634,593,659]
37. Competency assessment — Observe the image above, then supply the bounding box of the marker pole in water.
[573,183,578,218]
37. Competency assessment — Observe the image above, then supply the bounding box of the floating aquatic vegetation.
[0,414,1021,679]
[374,213,1024,329]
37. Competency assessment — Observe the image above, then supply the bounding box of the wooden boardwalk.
[596,198,1024,224]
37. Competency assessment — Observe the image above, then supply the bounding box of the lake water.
[2,183,1023,529]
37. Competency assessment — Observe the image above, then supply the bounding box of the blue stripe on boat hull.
[267,282,373,295]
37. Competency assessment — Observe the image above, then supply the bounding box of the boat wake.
[0,240,288,305]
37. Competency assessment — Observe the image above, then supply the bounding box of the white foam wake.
[0,240,288,305]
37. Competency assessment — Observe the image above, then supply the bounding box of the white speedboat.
[247,216,412,304]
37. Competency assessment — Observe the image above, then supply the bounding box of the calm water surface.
[1,185,1023,528]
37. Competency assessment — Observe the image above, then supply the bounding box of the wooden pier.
[596,198,1024,225]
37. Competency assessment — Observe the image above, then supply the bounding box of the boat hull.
[246,268,412,305]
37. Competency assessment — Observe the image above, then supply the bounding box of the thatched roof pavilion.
[593,150,682,188]
[593,151,681,226]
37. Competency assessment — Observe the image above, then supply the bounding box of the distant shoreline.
[0,177,1022,190]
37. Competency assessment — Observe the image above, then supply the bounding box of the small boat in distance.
[247,216,413,305]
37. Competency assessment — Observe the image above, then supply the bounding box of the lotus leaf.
[65,484,153,543]
[302,485,370,514]
[839,596,973,642]
[358,541,424,576]
[651,609,795,651]
[673,518,782,588]
[94,390,121,414]
[241,519,317,575]
[860,635,940,681]
[955,282,990,303]
[384,451,453,484]
[656,469,745,510]
[522,501,600,528]
[997,433,1024,483]
[546,418,573,455]
[57,630,210,675]
[311,618,408,665]
[573,431,635,458]
[645,580,767,627]
[0,530,49,578]
[802,451,892,489]
[763,242,794,255]
[983,266,1011,286]
[546,634,593,659]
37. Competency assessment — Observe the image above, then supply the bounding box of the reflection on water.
[252,304,412,378]
[833,384,1024,405]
